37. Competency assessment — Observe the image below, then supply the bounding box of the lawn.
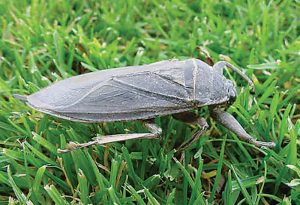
[0,0,299,204]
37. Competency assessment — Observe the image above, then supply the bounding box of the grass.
[0,0,299,204]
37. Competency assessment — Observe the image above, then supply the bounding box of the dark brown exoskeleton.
[14,59,276,152]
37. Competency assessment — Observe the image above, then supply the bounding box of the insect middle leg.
[57,120,162,153]
[172,112,209,151]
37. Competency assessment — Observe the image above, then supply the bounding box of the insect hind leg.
[57,120,161,153]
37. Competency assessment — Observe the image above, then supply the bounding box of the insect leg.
[57,121,161,153]
[173,112,209,151]
[210,108,276,148]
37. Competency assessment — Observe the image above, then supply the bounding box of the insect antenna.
[224,62,255,92]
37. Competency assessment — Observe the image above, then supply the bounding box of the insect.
[14,59,276,152]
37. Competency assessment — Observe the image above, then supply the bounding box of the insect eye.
[228,95,236,105]
[226,80,236,105]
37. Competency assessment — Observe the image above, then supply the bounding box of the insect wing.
[27,60,195,121]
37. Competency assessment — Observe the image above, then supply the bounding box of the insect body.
[15,59,276,152]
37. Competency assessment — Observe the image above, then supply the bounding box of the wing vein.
[112,77,189,105]
[53,80,111,109]
[152,72,186,88]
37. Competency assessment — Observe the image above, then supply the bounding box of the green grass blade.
[44,184,68,205]
[7,166,30,204]
[209,136,227,202]
[231,165,253,205]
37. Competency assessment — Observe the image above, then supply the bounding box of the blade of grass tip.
[286,119,299,165]
[269,91,279,123]
[0,121,20,134]
[71,150,96,185]
[59,134,77,187]
[25,142,57,166]
[287,164,300,177]
[230,105,251,124]
[86,152,109,187]
[189,153,204,204]
[259,194,282,203]
[3,148,25,161]
[66,129,82,147]
[0,140,21,148]
[282,196,292,205]
[209,135,227,203]
[172,157,194,188]
[108,186,122,205]
[255,73,276,96]
[255,161,267,205]
[192,194,206,205]
[0,171,9,185]
[274,120,300,192]
[278,85,300,109]
[85,151,109,204]
[66,43,75,72]
[140,140,149,179]
[43,170,71,194]
[8,118,28,136]
[230,134,257,168]
[231,165,254,205]
[78,169,90,205]
[80,62,98,72]
[122,176,129,199]
[231,176,261,191]
[144,188,160,205]
[44,184,68,205]
[126,184,147,205]
[109,159,119,188]
[32,132,57,154]
[237,198,246,205]
[166,188,176,205]
[122,147,142,185]
[57,157,75,195]
[53,31,67,78]
[249,183,259,197]
[223,170,240,205]
[115,160,126,189]
[133,47,144,66]
[172,150,192,205]
[278,104,292,147]
[251,80,277,112]
[183,152,189,205]
[247,62,280,70]
[13,51,25,79]
[20,115,31,135]
[159,148,175,175]
[22,143,32,195]
[7,166,30,205]
[143,175,161,189]
[31,165,47,203]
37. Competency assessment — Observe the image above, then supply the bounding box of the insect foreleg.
[173,112,209,151]
[210,108,276,148]
[57,120,161,153]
